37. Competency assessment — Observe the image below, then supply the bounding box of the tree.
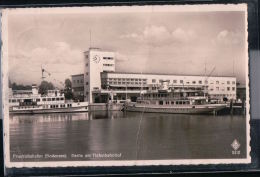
[9,80,32,90]
[38,81,55,95]
[64,78,73,100]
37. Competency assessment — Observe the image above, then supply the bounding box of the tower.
[84,48,115,103]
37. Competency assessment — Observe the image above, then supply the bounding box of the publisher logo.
[231,139,240,155]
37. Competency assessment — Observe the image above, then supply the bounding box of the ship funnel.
[32,84,38,95]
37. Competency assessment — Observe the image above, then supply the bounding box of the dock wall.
[89,103,124,111]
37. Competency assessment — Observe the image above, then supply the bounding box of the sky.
[6,5,248,87]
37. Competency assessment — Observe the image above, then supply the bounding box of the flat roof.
[102,72,236,78]
[71,74,84,77]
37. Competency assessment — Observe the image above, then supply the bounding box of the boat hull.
[124,103,226,114]
[10,106,88,114]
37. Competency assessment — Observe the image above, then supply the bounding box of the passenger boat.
[9,85,88,114]
[124,81,227,114]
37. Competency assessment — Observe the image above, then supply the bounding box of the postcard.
[1,4,250,168]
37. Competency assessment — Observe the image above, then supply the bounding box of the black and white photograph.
[1,4,250,167]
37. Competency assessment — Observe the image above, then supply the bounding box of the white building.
[83,48,236,103]
[71,74,84,101]
[84,48,115,103]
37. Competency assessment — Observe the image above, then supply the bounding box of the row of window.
[106,81,147,85]
[9,97,64,103]
[103,64,114,67]
[164,100,190,105]
[15,106,39,109]
[49,104,72,109]
[107,78,147,81]
[151,79,236,85]
[42,97,64,101]
[209,87,236,91]
[103,57,113,60]
[210,94,236,97]
[73,79,83,84]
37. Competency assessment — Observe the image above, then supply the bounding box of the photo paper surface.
[1,4,250,168]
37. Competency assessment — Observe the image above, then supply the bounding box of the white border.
[1,4,251,168]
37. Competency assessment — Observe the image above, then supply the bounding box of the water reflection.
[9,111,128,124]
[9,111,247,161]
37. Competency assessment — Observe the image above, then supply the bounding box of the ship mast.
[41,66,65,88]
[203,62,207,97]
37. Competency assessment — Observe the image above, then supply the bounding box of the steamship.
[124,81,227,114]
[9,85,88,114]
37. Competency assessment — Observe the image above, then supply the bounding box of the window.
[52,98,55,101]
[192,81,196,84]
[85,63,88,67]
[86,72,88,76]
[227,81,230,84]
[159,101,163,105]
[227,87,230,91]
[216,81,219,84]
[103,64,114,67]
[152,79,156,83]
[232,81,236,84]
[36,99,40,102]
[232,87,235,91]
[42,98,46,101]
[47,98,51,101]
[199,80,202,84]
[86,82,89,85]
[173,80,177,83]
[180,80,183,84]
[103,57,113,60]
[216,87,219,91]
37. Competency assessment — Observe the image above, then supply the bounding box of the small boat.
[9,85,88,114]
[124,81,226,114]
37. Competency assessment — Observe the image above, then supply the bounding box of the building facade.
[71,74,84,101]
[84,48,115,103]
[82,48,236,103]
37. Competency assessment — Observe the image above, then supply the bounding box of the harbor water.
[9,111,247,162]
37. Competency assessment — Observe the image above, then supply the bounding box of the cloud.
[213,30,244,45]
[9,42,85,85]
[120,25,196,47]
[115,52,129,61]
[11,42,84,66]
